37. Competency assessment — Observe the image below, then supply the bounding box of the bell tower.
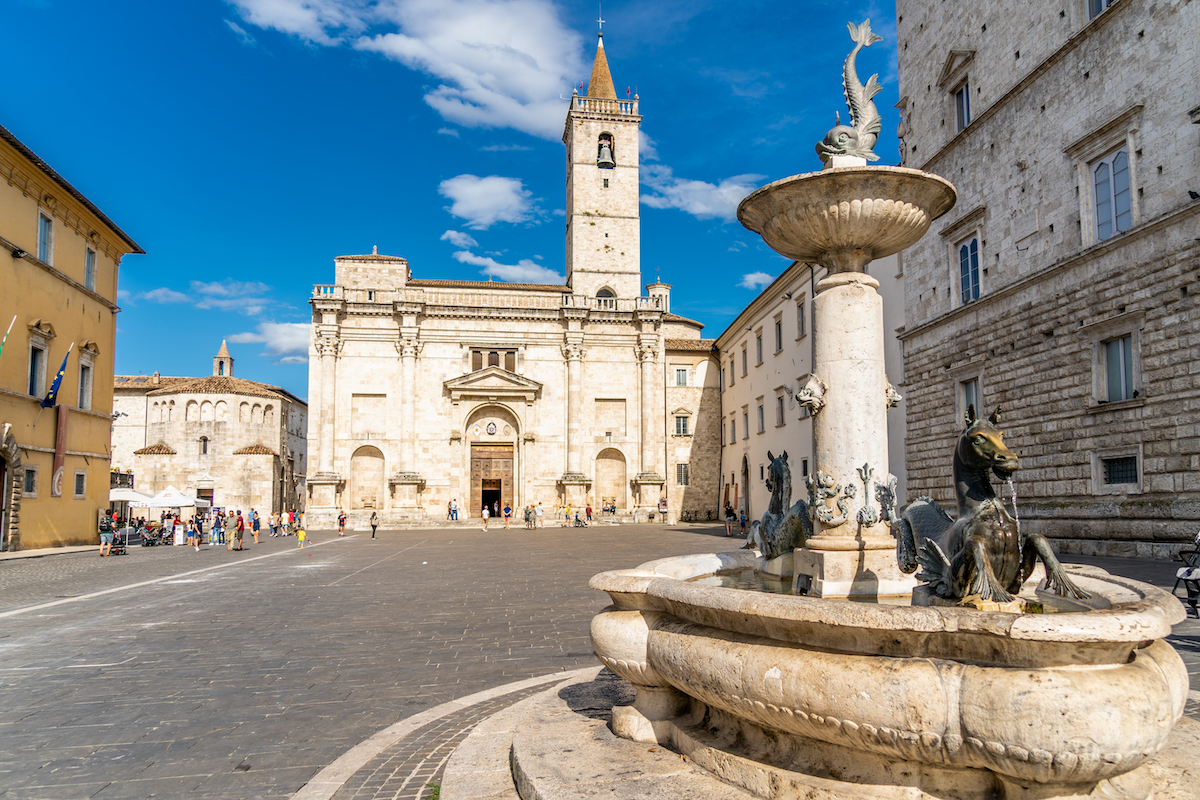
[563,30,642,298]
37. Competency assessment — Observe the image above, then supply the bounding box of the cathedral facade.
[305,35,720,528]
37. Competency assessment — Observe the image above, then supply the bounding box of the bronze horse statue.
[897,406,1088,603]
[744,451,811,561]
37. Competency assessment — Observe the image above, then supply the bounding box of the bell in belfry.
[597,135,615,168]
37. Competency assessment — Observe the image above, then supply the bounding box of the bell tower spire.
[563,29,642,298]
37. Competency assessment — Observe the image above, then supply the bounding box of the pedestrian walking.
[370,511,378,539]
[724,502,736,536]
[338,511,346,536]
[213,513,225,545]
[503,502,512,529]
[585,504,593,526]
[481,505,490,532]
[739,510,748,537]
[536,502,544,528]
[297,527,306,548]
[252,510,261,543]
[98,512,113,557]
[524,505,532,529]
[233,511,245,550]
[268,513,277,537]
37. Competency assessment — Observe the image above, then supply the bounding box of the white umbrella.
[138,486,212,509]
[109,488,154,504]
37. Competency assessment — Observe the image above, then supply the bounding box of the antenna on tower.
[597,2,604,34]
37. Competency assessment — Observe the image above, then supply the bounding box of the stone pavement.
[0,528,1196,800]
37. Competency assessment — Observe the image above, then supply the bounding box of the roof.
[337,252,408,263]
[232,444,279,456]
[664,312,705,329]
[0,122,145,255]
[587,34,618,100]
[134,442,177,455]
[114,375,193,390]
[115,374,306,406]
[216,340,230,358]
[408,279,570,292]
[665,338,716,352]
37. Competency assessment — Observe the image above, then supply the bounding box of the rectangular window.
[472,350,483,370]
[954,82,971,132]
[958,237,980,304]
[1104,335,1134,402]
[1089,0,1115,18]
[1093,148,1131,242]
[742,412,749,440]
[85,248,97,291]
[730,418,736,443]
[962,378,979,416]
[720,367,725,390]
[74,470,87,499]
[729,359,736,386]
[37,213,53,264]
[741,347,747,376]
[675,415,690,435]
[28,344,45,397]
[756,404,764,433]
[1102,455,1138,485]
[774,319,782,352]
[676,463,690,486]
[801,458,809,477]
[78,363,92,410]
[721,422,726,446]
[776,395,785,425]
[23,466,38,497]
[797,301,806,338]
[675,368,688,386]
[755,334,763,365]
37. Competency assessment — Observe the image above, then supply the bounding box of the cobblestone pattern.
[331,684,548,800]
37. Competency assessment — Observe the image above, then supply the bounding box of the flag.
[626,86,631,96]
[0,315,14,361]
[41,343,74,409]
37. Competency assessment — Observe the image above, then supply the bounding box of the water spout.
[1006,478,1021,531]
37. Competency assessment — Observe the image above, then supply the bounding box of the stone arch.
[1,423,22,552]
[215,401,228,421]
[463,404,520,518]
[186,400,199,422]
[151,402,160,423]
[264,405,275,428]
[200,401,214,422]
[252,404,264,425]
[167,400,175,421]
[239,402,250,423]
[597,131,615,167]
[349,446,385,510]
[594,448,627,510]
[596,287,616,298]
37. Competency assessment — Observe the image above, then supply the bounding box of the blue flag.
[41,345,73,409]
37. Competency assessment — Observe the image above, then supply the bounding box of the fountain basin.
[591,550,1188,797]
[737,166,957,269]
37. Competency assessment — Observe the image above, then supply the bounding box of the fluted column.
[316,337,340,474]
[562,343,585,476]
[637,343,658,477]
[398,338,421,470]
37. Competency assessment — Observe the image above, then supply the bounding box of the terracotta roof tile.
[232,443,279,456]
[664,312,705,328]
[134,442,177,455]
[664,338,716,352]
[145,376,284,400]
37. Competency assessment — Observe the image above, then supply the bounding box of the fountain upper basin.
[737,165,957,267]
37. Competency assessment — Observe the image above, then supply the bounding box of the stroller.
[109,526,128,556]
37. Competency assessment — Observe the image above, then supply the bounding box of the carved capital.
[885,377,903,408]
[396,338,422,359]
[561,343,586,362]
[636,344,658,364]
[315,337,342,357]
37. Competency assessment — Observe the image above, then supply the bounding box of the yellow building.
[0,122,143,551]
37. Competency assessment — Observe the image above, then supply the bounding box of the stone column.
[398,339,420,470]
[638,343,658,477]
[562,343,585,476]
[316,337,340,475]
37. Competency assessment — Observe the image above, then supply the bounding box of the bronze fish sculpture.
[818,19,884,163]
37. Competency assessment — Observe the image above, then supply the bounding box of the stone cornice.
[2,235,120,311]
[900,201,1200,341]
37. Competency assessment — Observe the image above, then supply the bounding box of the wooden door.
[470,444,513,517]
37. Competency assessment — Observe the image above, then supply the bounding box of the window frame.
[756,402,765,434]
[1064,104,1142,249]
[775,394,786,427]
[1084,311,1143,408]
[1091,147,1132,243]
[755,331,763,365]
[1088,0,1116,19]
[674,368,688,387]
[796,298,807,339]
[28,337,47,398]
[1091,444,1143,495]
[674,415,690,436]
[742,410,749,440]
[741,346,748,377]
[84,246,97,292]
[73,469,87,500]
[676,463,690,486]
[23,465,39,498]
[953,80,971,132]
[37,210,54,265]
[773,316,783,353]
[957,235,981,305]
[948,360,985,425]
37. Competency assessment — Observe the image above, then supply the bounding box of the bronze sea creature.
[896,405,1089,603]
[744,450,811,560]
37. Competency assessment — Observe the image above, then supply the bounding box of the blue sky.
[2,0,899,399]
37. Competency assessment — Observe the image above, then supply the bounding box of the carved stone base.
[307,474,342,510]
[792,546,918,598]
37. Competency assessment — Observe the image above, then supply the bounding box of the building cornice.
[715,261,820,350]
[900,201,1200,341]
[1,234,120,311]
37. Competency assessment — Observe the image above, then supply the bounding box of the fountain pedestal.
[738,163,956,597]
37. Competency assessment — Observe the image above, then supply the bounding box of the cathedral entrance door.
[470,444,513,518]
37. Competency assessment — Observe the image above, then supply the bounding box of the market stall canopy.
[109,488,154,504]
[132,486,212,509]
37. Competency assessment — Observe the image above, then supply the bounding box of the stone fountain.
[586,20,1193,800]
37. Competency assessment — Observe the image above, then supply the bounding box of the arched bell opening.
[597,133,615,168]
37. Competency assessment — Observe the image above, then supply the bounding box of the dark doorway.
[481,480,501,518]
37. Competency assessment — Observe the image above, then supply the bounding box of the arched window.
[199,436,209,455]
[597,133,615,168]
[596,288,615,298]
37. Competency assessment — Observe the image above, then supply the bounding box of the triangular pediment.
[937,49,975,89]
[445,366,543,401]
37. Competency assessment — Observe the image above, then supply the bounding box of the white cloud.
[142,287,191,304]
[440,229,479,248]
[481,143,532,152]
[437,127,460,137]
[190,279,273,314]
[226,0,368,45]
[452,250,563,284]
[439,174,534,229]
[638,130,659,161]
[230,0,586,139]
[225,19,258,46]
[228,321,312,357]
[739,272,774,291]
[641,164,764,221]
